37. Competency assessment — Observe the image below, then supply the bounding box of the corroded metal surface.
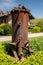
[11,8,29,46]
[11,6,34,60]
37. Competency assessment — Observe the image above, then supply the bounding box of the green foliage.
[37,20,43,32]
[0,53,20,65]
[33,26,41,32]
[29,26,41,33]
[0,23,12,35]
[0,36,43,65]
[29,36,43,51]
[0,43,20,65]
[29,18,43,32]
[22,51,43,65]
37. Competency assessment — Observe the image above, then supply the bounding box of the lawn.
[0,36,43,65]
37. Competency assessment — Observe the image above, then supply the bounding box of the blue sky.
[0,0,43,18]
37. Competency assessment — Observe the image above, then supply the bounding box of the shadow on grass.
[2,42,30,58]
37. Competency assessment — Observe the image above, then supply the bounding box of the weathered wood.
[11,5,34,60]
[12,49,19,60]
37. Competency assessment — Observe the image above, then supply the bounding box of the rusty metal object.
[11,6,34,60]
[11,8,29,45]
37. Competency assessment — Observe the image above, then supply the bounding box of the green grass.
[0,36,43,65]
[29,36,43,51]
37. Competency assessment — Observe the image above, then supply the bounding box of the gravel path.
[28,32,43,38]
[0,32,43,42]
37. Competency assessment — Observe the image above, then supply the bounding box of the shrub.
[30,18,43,32]
[0,37,43,65]
[0,23,12,35]
[0,28,4,35]
[32,26,41,33]
[29,26,41,33]
[37,21,43,32]
[0,43,20,65]
[22,51,43,65]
